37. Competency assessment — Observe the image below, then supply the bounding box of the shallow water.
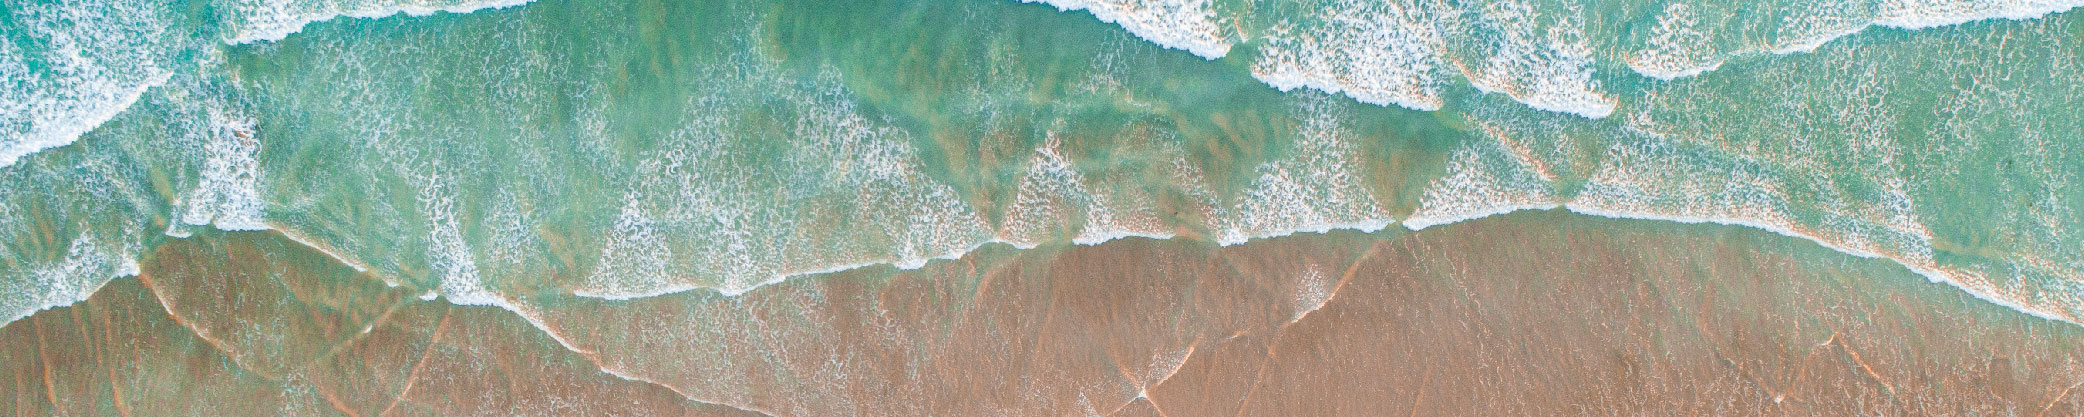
[1,0,2080,343]
[8,212,2084,415]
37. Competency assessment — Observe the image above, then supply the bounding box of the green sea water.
[1,0,2080,327]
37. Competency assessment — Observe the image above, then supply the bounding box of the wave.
[0,74,169,168]
[148,176,2084,332]
[1028,0,1623,118]
[1249,0,1446,111]
[0,0,540,171]
[1037,0,2084,119]
[1211,94,1399,244]
[1625,3,1723,80]
[20,179,2062,333]
[1016,0,1233,59]
[175,104,269,232]
[1,0,179,168]
[1878,0,2084,30]
[0,234,142,326]
[1399,142,1562,231]
[7,0,2078,335]
[1635,0,2084,77]
[220,0,540,45]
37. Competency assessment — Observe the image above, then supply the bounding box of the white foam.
[552,167,2079,331]
[222,0,539,45]
[1070,186,1173,246]
[1403,132,1563,231]
[1,0,553,170]
[1705,0,2083,73]
[1250,0,1446,111]
[1214,94,1395,244]
[1000,135,1089,248]
[0,233,136,326]
[996,134,1177,247]
[1765,25,1867,55]
[1873,0,2084,30]
[1453,0,1617,118]
[573,96,1402,303]
[272,226,374,273]
[579,193,677,297]
[571,59,993,300]
[1,0,177,168]
[178,105,269,231]
[1627,3,1726,81]
[1290,265,1335,322]
[405,166,495,306]
[0,73,168,168]
[1018,0,1233,59]
[571,238,1011,301]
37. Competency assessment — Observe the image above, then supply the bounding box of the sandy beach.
[7,210,2078,415]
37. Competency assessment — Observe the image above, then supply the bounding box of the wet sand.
[6,210,2082,415]
[0,231,761,416]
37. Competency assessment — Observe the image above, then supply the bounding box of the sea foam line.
[224,0,540,45]
[1558,204,2079,325]
[9,197,2069,333]
[1419,201,2079,325]
[1648,0,2084,77]
[1014,0,1233,60]
[1873,0,2084,31]
[1770,0,2083,54]
[575,224,1178,302]
[1,0,545,169]
[574,235,1054,301]
[0,72,171,169]
[565,202,2080,331]
[0,259,137,328]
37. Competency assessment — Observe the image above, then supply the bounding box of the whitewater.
[2,0,2080,335]
[10,0,2082,166]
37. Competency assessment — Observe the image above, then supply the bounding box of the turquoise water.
[1,0,2080,325]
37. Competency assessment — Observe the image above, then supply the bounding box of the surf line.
[223,0,543,45]
[559,203,2082,331]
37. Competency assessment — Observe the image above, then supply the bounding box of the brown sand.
[5,211,2082,415]
[0,231,762,416]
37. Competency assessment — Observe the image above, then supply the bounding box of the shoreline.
[8,208,2076,414]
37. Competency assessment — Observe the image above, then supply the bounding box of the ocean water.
[1,0,2080,333]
